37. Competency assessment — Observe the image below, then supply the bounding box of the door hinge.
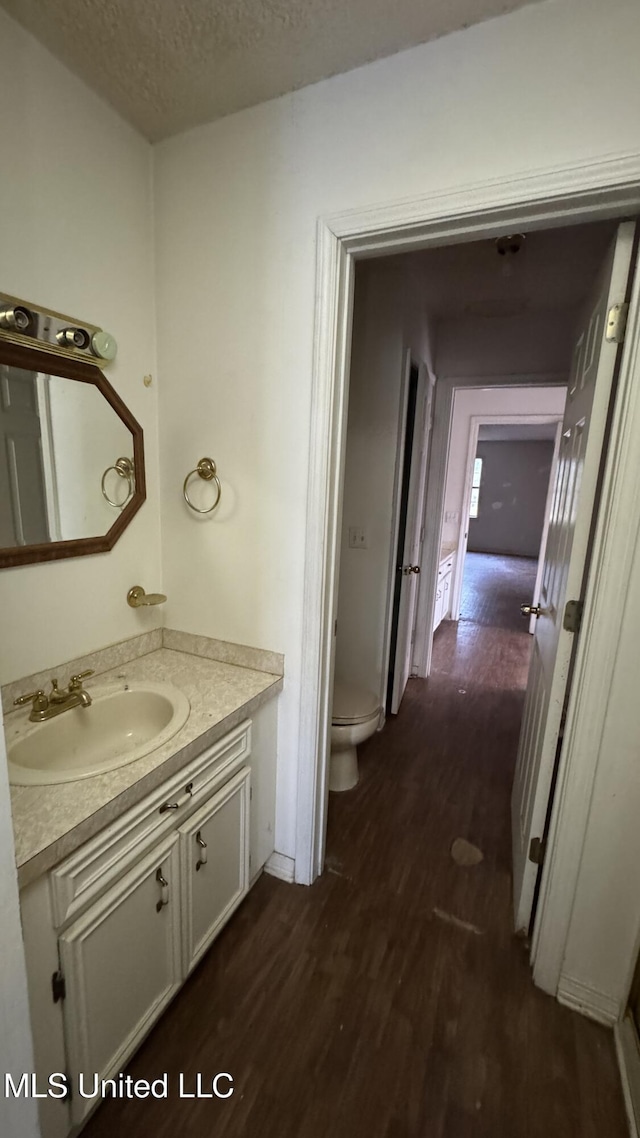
[606,302,629,344]
[51,970,66,1003]
[528,837,546,866]
[563,599,583,634]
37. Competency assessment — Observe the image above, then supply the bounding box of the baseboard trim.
[264,852,295,883]
[557,973,620,1026]
[615,1018,640,1138]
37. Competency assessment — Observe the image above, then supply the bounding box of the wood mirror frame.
[0,339,145,569]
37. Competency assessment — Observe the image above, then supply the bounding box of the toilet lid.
[332,682,380,725]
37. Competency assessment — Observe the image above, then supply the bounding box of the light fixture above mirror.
[0,291,118,364]
[0,298,145,569]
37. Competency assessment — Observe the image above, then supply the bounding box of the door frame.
[379,348,413,718]
[296,151,640,1006]
[385,356,430,716]
[451,412,564,623]
[528,420,563,634]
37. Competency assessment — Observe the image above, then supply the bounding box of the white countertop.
[9,647,282,887]
[440,543,457,564]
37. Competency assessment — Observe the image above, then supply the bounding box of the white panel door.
[59,833,182,1125]
[179,766,250,974]
[391,366,431,713]
[511,221,636,934]
[0,362,49,546]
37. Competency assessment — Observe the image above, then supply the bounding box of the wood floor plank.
[82,553,627,1137]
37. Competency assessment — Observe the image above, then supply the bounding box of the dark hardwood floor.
[459,551,538,632]
[82,555,627,1138]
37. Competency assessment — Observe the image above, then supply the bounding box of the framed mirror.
[0,339,145,568]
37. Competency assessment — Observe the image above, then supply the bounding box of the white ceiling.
[1,0,540,141]
[377,220,616,316]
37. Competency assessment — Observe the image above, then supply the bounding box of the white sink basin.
[7,681,190,786]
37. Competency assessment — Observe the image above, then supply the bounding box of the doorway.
[299,163,640,1010]
[451,416,563,641]
[343,220,635,937]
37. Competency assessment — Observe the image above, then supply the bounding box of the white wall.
[0,9,160,686]
[442,387,567,547]
[0,709,40,1138]
[468,440,555,557]
[334,262,434,704]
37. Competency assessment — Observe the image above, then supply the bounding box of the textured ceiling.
[1,0,539,140]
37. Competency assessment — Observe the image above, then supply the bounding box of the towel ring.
[101,457,134,508]
[183,457,222,514]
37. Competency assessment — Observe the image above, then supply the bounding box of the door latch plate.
[563,599,583,634]
[51,969,66,1003]
[606,302,629,344]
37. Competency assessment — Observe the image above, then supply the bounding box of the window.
[469,457,483,519]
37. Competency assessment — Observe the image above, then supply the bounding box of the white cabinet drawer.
[51,720,251,929]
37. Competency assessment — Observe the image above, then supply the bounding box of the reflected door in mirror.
[0,364,50,546]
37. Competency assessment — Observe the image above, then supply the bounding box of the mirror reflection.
[0,361,135,547]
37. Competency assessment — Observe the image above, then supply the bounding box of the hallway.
[82,571,627,1138]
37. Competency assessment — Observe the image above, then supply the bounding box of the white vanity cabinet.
[20,708,275,1138]
[433,551,455,632]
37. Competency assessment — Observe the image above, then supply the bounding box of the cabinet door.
[179,766,250,974]
[433,585,444,632]
[59,833,181,1125]
[441,571,451,620]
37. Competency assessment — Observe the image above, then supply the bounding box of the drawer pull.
[185,781,194,796]
[195,830,208,871]
[158,801,180,814]
[155,867,169,912]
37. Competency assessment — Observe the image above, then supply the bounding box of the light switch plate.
[348,526,367,549]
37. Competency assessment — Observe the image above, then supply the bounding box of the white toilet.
[329,681,381,792]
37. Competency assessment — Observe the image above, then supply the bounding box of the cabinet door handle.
[156,867,169,912]
[185,781,194,796]
[158,801,180,814]
[195,830,208,871]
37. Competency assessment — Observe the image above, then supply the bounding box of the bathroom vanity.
[433,546,456,631]
[6,633,282,1138]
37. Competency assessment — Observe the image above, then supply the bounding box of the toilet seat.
[332,682,380,726]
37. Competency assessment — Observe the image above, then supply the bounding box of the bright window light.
[470,457,483,519]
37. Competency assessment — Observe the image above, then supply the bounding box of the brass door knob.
[521,603,541,617]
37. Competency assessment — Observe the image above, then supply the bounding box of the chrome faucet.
[14,670,94,722]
